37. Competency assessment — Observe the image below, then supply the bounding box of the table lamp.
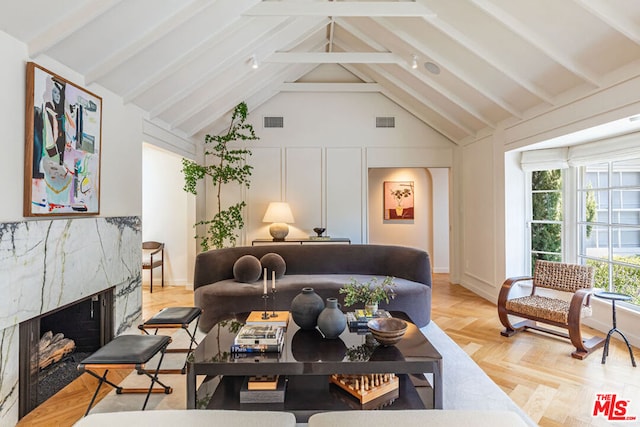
[263,202,295,241]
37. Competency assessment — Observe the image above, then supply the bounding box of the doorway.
[367,167,450,273]
[142,143,196,287]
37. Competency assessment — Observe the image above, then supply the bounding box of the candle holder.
[270,288,278,317]
[261,294,270,319]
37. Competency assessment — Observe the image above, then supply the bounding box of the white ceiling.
[3,0,640,145]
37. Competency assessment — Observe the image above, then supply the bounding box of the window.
[578,159,640,306]
[530,170,563,270]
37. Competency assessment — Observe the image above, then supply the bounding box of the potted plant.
[390,187,412,216]
[339,276,396,315]
[181,102,259,250]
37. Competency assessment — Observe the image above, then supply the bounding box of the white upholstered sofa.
[74,409,529,426]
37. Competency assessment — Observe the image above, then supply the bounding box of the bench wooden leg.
[79,339,173,415]
[499,319,538,337]
[568,294,606,360]
[140,348,172,409]
[82,369,120,416]
[138,311,201,374]
[499,309,605,360]
[568,322,605,360]
[498,303,534,337]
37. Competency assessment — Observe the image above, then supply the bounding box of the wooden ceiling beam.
[244,2,436,18]
[574,0,640,45]
[334,25,495,128]
[413,0,555,105]
[266,52,401,64]
[372,17,522,118]
[470,0,601,87]
[85,0,214,84]
[279,82,382,92]
[28,0,123,57]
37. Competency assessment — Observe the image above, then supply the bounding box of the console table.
[252,238,351,245]
[186,311,442,422]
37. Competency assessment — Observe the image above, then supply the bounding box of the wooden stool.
[138,307,202,374]
[77,334,173,416]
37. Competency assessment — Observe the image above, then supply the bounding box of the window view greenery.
[578,160,640,306]
[530,170,563,269]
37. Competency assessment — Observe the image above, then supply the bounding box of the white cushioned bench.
[307,409,529,426]
[73,410,296,427]
[74,409,528,426]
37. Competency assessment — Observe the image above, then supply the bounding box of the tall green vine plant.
[181,102,258,250]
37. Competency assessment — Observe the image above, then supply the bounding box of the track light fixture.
[411,54,418,69]
[251,54,259,69]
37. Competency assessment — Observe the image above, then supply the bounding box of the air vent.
[376,117,395,128]
[264,116,284,128]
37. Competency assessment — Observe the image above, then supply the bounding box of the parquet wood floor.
[17,275,639,426]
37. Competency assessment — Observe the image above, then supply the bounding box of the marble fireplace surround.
[0,216,142,425]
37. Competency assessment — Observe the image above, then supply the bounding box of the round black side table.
[594,291,636,367]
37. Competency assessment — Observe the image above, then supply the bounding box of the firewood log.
[39,331,53,352]
[39,338,75,370]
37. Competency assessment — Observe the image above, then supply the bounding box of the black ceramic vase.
[317,297,347,339]
[291,287,324,330]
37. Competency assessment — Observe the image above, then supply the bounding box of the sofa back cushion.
[194,244,431,291]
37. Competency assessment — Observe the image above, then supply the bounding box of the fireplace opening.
[19,288,114,419]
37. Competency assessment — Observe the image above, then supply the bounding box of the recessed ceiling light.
[424,61,440,75]
[411,55,418,69]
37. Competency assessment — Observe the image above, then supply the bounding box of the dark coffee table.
[186,311,442,422]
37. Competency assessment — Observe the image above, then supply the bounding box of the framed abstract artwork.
[24,62,102,216]
[384,181,414,220]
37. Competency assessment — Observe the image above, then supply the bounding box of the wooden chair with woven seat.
[142,241,164,293]
[498,259,605,359]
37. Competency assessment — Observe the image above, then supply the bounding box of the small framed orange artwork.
[384,181,414,220]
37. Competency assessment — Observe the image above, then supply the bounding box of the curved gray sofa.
[193,244,432,332]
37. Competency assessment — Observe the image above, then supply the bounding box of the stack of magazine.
[346,309,392,329]
[231,324,284,353]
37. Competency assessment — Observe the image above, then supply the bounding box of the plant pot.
[291,287,324,330]
[317,298,347,339]
[364,302,379,316]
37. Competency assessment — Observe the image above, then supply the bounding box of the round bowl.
[367,317,408,346]
[313,227,326,236]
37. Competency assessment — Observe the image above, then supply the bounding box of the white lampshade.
[262,202,295,224]
[263,202,295,241]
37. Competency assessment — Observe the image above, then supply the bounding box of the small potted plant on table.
[339,276,396,316]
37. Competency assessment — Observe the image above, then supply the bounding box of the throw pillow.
[233,255,262,283]
[260,252,286,279]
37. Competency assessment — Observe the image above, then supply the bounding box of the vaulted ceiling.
[3,0,640,145]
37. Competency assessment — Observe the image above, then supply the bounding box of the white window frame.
[526,169,566,273]
[576,160,640,307]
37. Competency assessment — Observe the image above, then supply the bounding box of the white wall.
[216,91,455,248]
[459,75,640,346]
[0,31,143,221]
[142,144,195,286]
[460,135,498,301]
[367,168,432,256]
[0,30,145,425]
[429,168,450,273]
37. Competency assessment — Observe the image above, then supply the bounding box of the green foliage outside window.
[587,256,640,305]
[181,102,259,250]
[585,184,597,238]
[531,170,562,268]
